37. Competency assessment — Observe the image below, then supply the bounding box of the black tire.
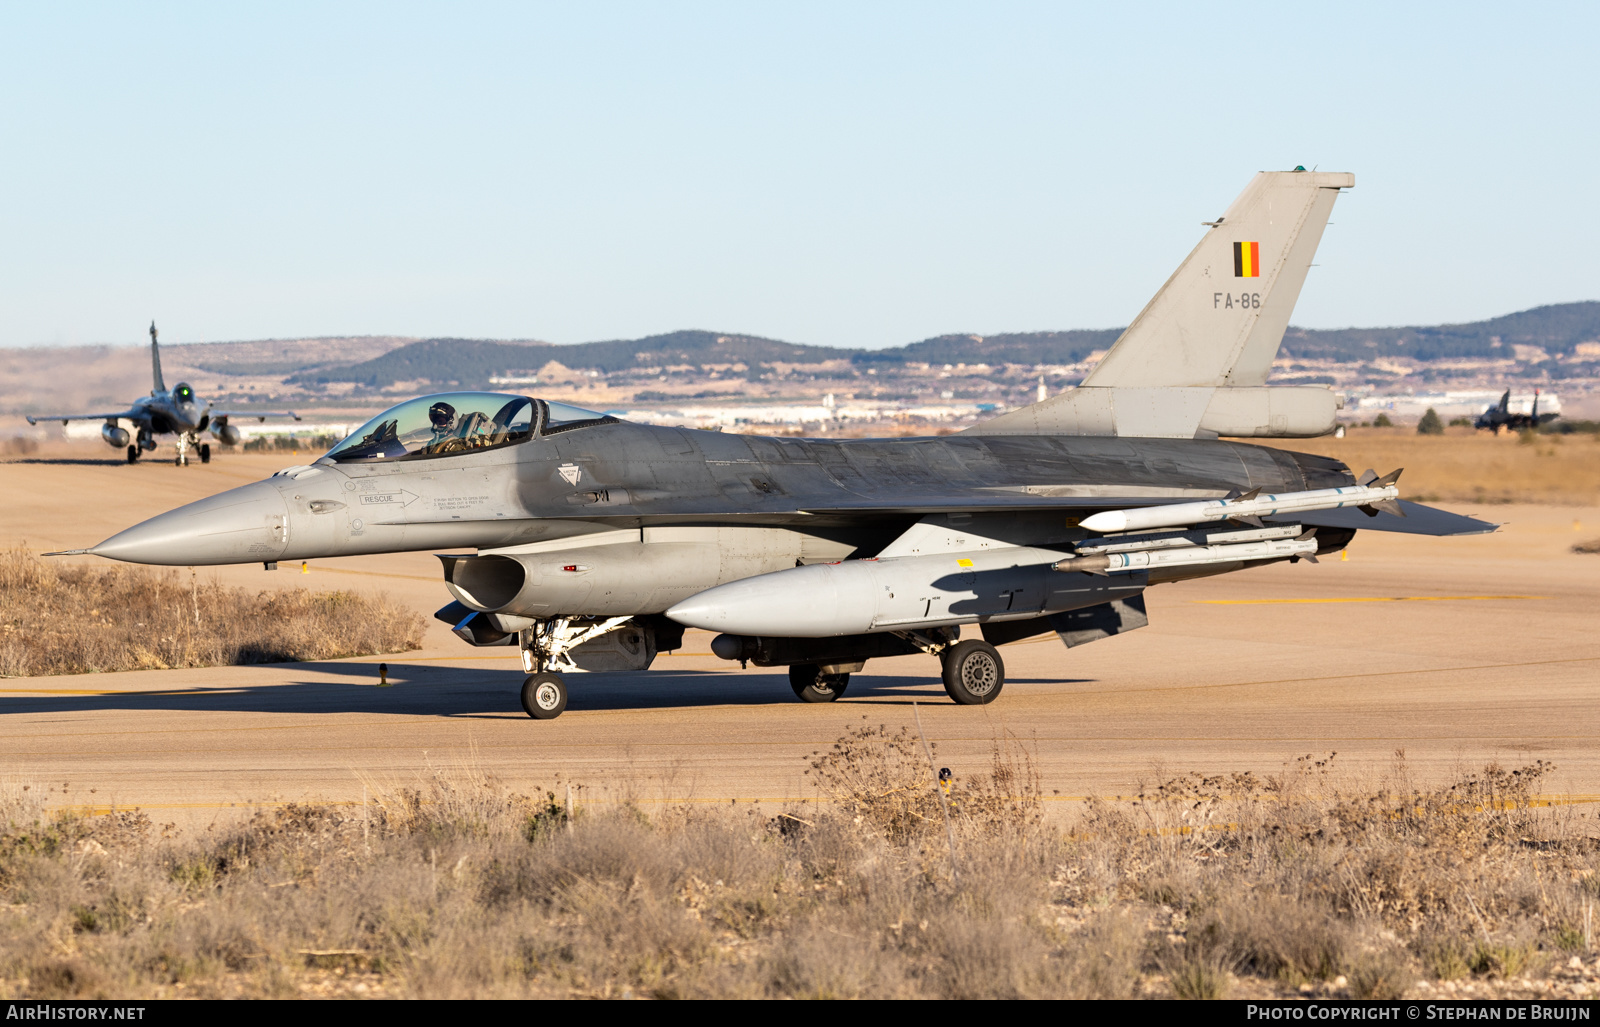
[941,640,1004,705]
[789,663,849,703]
[520,672,568,720]
[126,445,139,463]
[200,444,211,464]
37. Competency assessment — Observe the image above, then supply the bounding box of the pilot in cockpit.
[427,401,458,447]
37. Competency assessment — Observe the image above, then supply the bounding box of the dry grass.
[2,730,1598,999]
[1258,427,1600,505]
[0,547,424,677]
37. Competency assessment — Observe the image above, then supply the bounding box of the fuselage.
[87,407,1356,568]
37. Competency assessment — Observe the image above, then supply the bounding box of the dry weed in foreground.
[0,547,424,676]
[3,735,1599,1000]
[1574,538,1600,555]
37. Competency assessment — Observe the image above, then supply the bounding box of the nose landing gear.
[511,615,635,720]
[520,673,568,719]
[174,432,202,466]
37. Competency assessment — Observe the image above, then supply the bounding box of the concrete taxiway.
[3,448,1598,826]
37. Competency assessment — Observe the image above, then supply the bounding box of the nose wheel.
[940,640,1004,705]
[520,672,568,719]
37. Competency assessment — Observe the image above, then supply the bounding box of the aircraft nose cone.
[89,480,290,565]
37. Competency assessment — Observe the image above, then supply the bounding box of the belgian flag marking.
[1233,240,1260,278]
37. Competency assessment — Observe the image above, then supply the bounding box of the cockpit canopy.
[173,383,196,404]
[324,392,616,463]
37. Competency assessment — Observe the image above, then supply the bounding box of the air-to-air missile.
[1076,472,1403,535]
[52,169,1502,719]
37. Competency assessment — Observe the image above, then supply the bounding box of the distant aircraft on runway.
[60,170,1497,720]
[1474,389,1559,434]
[26,322,300,465]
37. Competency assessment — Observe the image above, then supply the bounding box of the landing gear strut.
[512,616,634,720]
[174,431,201,467]
[126,445,140,464]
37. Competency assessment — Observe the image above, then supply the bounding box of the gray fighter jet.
[26,322,300,465]
[57,170,1495,718]
[1473,389,1558,434]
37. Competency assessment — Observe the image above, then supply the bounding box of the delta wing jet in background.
[26,323,300,465]
[60,170,1495,718]
[1474,389,1559,434]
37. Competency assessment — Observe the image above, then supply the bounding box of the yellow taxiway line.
[1195,595,1546,605]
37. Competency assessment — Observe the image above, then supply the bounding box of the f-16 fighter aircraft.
[58,170,1495,718]
[26,322,300,465]
[1474,389,1559,434]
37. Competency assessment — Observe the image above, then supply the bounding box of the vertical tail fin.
[1082,170,1353,388]
[149,321,166,394]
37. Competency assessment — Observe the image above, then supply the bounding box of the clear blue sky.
[2,2,1594,349]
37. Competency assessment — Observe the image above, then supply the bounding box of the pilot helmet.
[428,401,457,429]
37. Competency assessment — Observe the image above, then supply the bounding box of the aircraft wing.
[1270,500,1497,536]
[209,410,301,421]
[25,410,145,425]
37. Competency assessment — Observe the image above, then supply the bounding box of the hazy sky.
[2,2,1595,349]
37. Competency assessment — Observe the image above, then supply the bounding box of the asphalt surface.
[4,446,1599,827]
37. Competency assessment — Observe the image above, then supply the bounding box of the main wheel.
[789,663,849,703]
[520,672,568,720]
[126,445,139,463]
[941,640,1004,705]
[199,443,211,464]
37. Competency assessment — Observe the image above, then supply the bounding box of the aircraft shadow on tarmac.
[4,457,130,467]
[0,661,1094,719]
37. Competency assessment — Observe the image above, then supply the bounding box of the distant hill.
[290,331,850,387]
[1280,302,1600,362]
[287,302,1600,388]
[864,330,1125,366]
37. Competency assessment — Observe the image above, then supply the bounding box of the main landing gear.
[778,631,1005,706]
[939,640,1005,705]
[790,663,850,703]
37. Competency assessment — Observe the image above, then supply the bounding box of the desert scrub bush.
[0,546,423,676]
[0,740,1594,999]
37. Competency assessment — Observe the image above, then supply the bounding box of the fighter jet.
[25,322,300,465]
[1474,389,1559,434]
[57,170,1496,719]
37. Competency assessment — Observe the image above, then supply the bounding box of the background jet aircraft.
[26,322,300,465]
[1474,388,1559,434]
[60,170,1496,719]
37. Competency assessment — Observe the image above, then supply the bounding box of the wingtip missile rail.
[1077,470,1404,536]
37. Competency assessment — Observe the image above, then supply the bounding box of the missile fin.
[1373,467,1404,488]
[1301,553,1320,564]
[1294,527,1319,541]
[1234,487,1263,503]
[1357,504,1381,518]
[1357,468,1379,486]
[1370,498,1405,517]
[1229,515,1265,528]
